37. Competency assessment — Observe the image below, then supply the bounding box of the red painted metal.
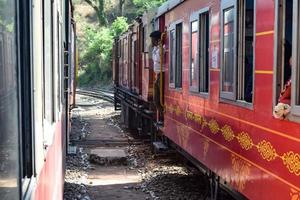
[160,0,300,199]
[113,0,300,199]
[33,121,64,200]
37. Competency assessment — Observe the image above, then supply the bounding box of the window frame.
[199,10,210,94]
[18,0,37,197]
[220,0,238,100]
[220,0,255,108]
[189,7,210,95]
[168,20,183,89]
[274,0,300,121]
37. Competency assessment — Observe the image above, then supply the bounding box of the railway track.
[76,88,114,103]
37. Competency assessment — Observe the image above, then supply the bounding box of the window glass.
[169,29,175,85]
[199,12,210,93]
[0,0,20,199]
[175,23,183,88]
[222,8,235,93]
[190,21,198,89]
[43,0,54,121]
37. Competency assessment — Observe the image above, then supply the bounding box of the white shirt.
[152,46,165,74]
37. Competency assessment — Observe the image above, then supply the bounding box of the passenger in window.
[278,57,292,105]
[150,30,164,123]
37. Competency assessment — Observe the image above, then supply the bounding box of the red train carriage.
[0,0,76,199]
[156,0,300,199]
[113,0,300,199]
[114,10,157,133]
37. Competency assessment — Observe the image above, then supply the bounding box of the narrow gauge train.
[113,0,300,199]
[0,0,76,199]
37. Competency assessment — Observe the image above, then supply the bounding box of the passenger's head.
[150,31,161,47]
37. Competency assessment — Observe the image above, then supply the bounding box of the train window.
[0,1,21,199]
[199,11,210,93]
[221,0,254,104]
[190,20,199,91]
[237,0,254,103]
[43,0,55,122]
[169,29,175,87]
[169,22,183,89]
[189,9,210,94]
[19,0,35,193]
[175,23,183,88]
[291,0,300,116]
[221,6,236,100]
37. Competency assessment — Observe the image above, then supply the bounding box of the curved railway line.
[76,88,114,103]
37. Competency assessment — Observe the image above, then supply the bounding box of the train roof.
[156,0,185,18]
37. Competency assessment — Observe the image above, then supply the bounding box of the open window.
[189,8,210,94]
[220,0,254,104]
[291,0,300,116]
[169,22,183,89]
[274,0,298,117]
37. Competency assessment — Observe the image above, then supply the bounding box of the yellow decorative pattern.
[175,106,183,116]
[186,110,194,120]
[177,125,190,149]
[203,139,210,160]
[194,114,202,125]
[231,154,251,191]
[167,107,300,177]
[201,118,208,129]
[290,188,300,200]
[282,152,300,176]
[257,140,277,161]
[237,132,254,150]
[208,119,219,134]
[221,125,235,142]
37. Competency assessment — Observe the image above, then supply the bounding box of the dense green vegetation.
[75,0,166,87]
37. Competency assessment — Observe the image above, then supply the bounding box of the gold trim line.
[256,30,274,36]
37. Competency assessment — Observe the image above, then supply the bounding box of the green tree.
[78,17,128,86]
[132,0,166,12]
[111,17,129,37]
[84,0,108,26]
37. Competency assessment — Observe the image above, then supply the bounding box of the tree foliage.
[78,17,128,85]
[132,0,166,12]
[77,0,166,86]
[111,17,129,37]
[83,0,108,26]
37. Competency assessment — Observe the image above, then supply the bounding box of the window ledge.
[168,87,183,93]
[189,91,209,99]
[220,98,254,110]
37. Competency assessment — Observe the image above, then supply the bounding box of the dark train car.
[114,10,157,132]
[0,0,76,199]
[156,0,300,199]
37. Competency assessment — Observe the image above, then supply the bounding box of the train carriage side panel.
[159,0,300,199]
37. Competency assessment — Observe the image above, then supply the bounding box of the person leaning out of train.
[150,30,165,123]
[273,57,292,120]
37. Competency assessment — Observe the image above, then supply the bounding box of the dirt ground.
[64,93,234,200]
